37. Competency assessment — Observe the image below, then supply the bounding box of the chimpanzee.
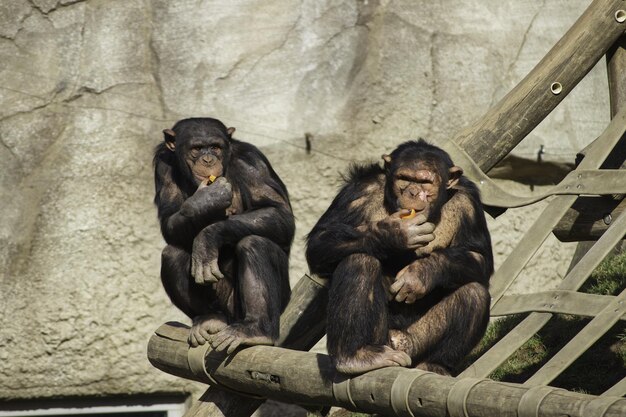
[153,117,294,354]
[306,139,493,375]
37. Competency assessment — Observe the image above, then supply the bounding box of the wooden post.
[148,322,626,417]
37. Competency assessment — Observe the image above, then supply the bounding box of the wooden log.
[148,322,626,417]
[553,197,626,241]
[451,0,626,171]
[164,274,328,417]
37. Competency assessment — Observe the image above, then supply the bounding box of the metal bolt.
[603,213,612,225]
[616,10,626,23]
[551,82,562,95]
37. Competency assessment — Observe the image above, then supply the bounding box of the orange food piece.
[401,209,416,219]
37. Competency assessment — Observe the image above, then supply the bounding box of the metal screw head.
[616,10,626,23]
[603,213,612,225]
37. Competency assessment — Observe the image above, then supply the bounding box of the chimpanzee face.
[162,118,235,186]
[182,134,227,184]
[383,145,462,221]
[391,160,447,220]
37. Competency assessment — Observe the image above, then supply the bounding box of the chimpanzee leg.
[208,235,290,354]
[161,245,228,346]
[389,282,490,375]
[161,245,213,318]
[329,253,411,374]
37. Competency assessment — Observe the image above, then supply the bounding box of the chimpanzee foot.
[209,323,274,354]
[415,361,451,376]
[188,313,228,347]
[335,345,412,374]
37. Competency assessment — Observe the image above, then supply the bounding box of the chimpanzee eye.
[396,179,409,190]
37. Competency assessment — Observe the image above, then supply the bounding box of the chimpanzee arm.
[306,178,434,276]
[154,155,231,248]
[197,206,295,250]
[391,191,493,303]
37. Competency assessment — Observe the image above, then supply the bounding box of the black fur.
[306,140,493,374]
[154,118,294,342]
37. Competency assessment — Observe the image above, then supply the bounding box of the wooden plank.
[451,0,626,171]
[523,289,626,386]
[490,291,623,319]
[461,205,626,378]
[148,322,626,417]
[553,197,626,242]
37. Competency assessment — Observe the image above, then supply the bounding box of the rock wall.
[0,0,609,403]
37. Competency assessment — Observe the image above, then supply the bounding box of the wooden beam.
[553,197,626,241]
[490,290,625,319]
[148,322,626,417]
[451,0,626,171]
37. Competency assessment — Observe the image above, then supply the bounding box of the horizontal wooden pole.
[491,290,625,319]
[553,197,626,241]
[451,0,626,171]
[148,322,626,417]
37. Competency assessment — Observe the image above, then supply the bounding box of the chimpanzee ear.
[382,154,392,169]
[227,127,236,138]
[163,129,176,152]
[447,166,463,188]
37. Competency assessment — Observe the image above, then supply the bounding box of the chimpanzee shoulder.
[228,139,291,211]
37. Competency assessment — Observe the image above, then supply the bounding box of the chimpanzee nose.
[201,154,216,165]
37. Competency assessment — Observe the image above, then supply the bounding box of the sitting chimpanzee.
[306,139,493,375]
[154,117,294,354]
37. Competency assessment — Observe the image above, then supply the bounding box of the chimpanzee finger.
[226,339,241,355]
[215,335,235,352]
[406,233,435,248]
[192,261,204,285]
[189,331,200,347]
[404,292,418,304]
[199,327,211,343]
[208,259,224,281]
[390,279,404,295]
[391,351,412,367]
[405,213,428,225]
[395,288,408,303]
[209,333,225,348]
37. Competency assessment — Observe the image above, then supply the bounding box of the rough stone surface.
[0,0,609,409]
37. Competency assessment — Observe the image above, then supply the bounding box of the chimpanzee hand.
[180,177,233,219]
[390,261,433,303]
[376,210,435,251]
[191,224,225,284]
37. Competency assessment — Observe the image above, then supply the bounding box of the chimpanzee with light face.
[306,139,493,375]
[154,118,294,354]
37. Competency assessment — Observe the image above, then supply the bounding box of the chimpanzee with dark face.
[306,139,493,375]
[154,118,294,354]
